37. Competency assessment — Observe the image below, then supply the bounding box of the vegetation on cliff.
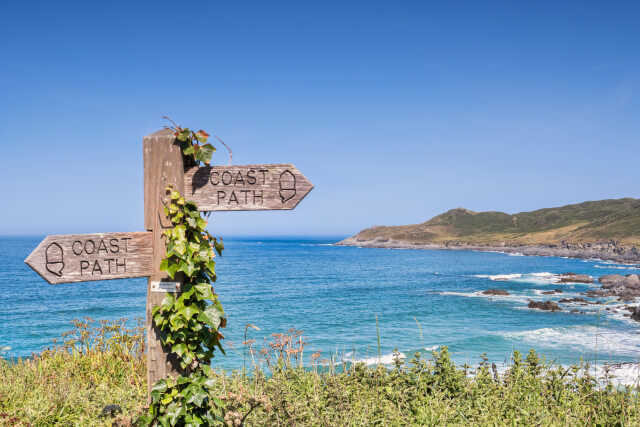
[1,319,639,425]
[349,198,640,246]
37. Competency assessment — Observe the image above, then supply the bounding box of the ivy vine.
[155,189,225,370]
[141,122,227,425]
[164,116,218,167]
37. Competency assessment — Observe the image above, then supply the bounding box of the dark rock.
[482,289,510,296]
[586,289,608,297]
[559,273,593,283]
[528,300,562,311]
[618,292,640,302]
[558,297,588,304]
[570,309,582,313]
[599,274,640,289]
[631,306,640,322]
[541,289,564,295]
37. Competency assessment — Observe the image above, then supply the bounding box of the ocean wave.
[594,363,640,387]
[504,326,640,357]
[342,350,406,366]
[473,273,522,281]
[594,265,639,270]
[438,291,539,305]
[473,272,565,285]
[482,360,640,387]
[597,260,638,267]
[472,272,601,286]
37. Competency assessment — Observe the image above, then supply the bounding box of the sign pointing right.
[184,164,314,211]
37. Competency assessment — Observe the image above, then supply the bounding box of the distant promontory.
[337,198,640,262]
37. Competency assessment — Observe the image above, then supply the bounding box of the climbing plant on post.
[141,124,226,425]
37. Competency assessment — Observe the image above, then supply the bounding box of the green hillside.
[351,198,640,245]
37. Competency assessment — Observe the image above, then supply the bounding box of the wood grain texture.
[24,232,152,284]
[184,164,314,211]
[143,129,186,397]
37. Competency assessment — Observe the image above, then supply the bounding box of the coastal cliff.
[337,198,640,262]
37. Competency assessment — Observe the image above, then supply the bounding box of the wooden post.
[143,129,186,396]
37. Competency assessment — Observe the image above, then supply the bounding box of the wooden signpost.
[185,164,313,211]
[24,128,314,396]
[25,232,152,284]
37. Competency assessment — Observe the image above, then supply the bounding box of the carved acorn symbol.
[279,170,296,203]
[45,242,64,277]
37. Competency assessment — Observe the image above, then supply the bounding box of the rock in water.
[528,301,562,311]
[559,273,593,283]
[482,289,510,296]
[631,306,640,322]
[558,297,588,304]
[599,274,640,288]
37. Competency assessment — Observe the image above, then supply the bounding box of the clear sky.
[1,1,638,237]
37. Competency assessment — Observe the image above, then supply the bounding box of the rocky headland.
[337,198,640,262]
[336,237,640,263]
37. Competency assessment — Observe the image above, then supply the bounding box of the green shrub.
[1,323,638,426]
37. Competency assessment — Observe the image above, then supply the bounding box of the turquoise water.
[1,236,638,369]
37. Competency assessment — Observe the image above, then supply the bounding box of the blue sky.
[1,1,638,237]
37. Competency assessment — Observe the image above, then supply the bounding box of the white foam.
[597,261,638,267]
[342,351,406,366]
[594,265,639,270]
[439,291,537,305]
[487,274,522,281]
[440,291,480,297]
[473,272,564,284]
[508,252,525,257]
[594,363,640,387]
[504,326,640,357]
[533,289,563,295]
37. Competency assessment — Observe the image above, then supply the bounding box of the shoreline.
[335,237,640,263]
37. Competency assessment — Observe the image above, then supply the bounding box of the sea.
[1,236,639,378]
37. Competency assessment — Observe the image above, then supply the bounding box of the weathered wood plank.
[24,232,152,284]
[143,129,186,397]
[184,164,314,211]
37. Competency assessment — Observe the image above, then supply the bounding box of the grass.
[353,197,640,245]
[1,319,639,425]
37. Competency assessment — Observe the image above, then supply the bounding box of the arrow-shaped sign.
[25,232,153,284]
[184,164,314,211]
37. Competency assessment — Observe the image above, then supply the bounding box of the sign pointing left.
[25,232,153,284]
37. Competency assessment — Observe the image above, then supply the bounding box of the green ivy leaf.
[198,304,224,329]
[194,283,214,300]
[172,343,187,357]
[161,294,175,309]
[150,379,168,401]
[183,305,199,321]
[194,143,215,165]
[159,258,169,273]
[188,390,208,407]
[195,129,210,143]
